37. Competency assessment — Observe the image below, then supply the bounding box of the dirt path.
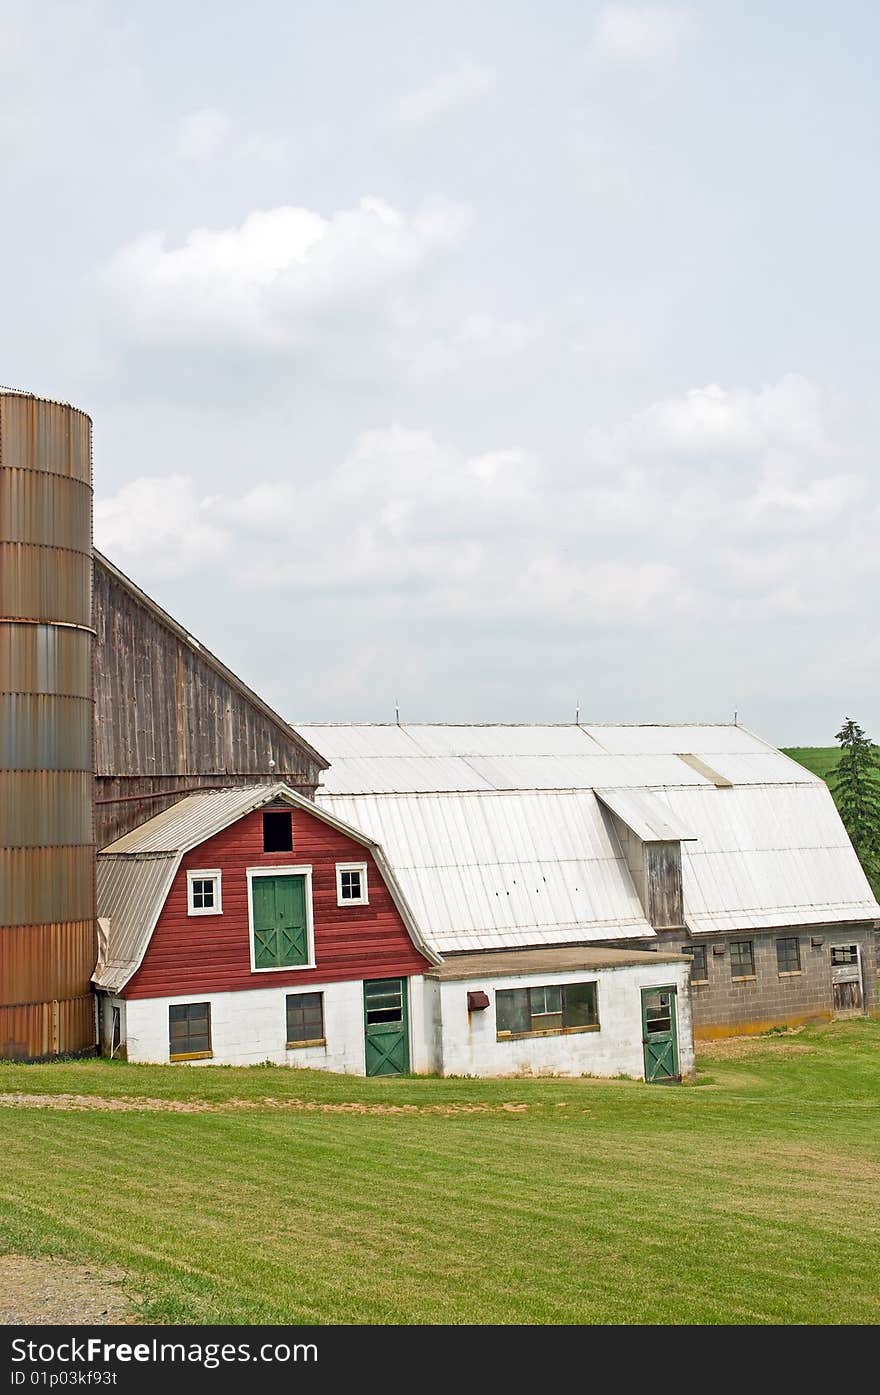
[0,1092,531,1116]
[0,1255,137,1325]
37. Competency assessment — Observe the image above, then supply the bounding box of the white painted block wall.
[118,977,433,1074]
[431,961,695,1080]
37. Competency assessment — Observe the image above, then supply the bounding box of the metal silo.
[0,390,96,1058]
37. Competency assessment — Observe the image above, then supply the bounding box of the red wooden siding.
[123,806,430,999]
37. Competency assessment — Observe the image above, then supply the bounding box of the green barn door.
[363,978,409,1076]
[641,987,680,1083]
[252,875,308,969]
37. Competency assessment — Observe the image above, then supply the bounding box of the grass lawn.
[1,1021,879,1325]
[781,747,841,782]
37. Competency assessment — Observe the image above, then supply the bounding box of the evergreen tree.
[828,718,880,885]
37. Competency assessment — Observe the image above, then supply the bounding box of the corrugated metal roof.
[102,784,299,854]
[94,854,176,993]
[301,722,819,796]
[318,790,655,954]
[308,723,880,954]
[594,787,697,842]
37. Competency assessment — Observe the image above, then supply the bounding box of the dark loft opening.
[263,810,293,852]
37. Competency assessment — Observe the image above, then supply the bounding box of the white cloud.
[94,197,470,350]
[406,313,534,380]
[94,475,228,576]
[397,59,497,125]
[94,377,870,637]
[173,108,286,162]
[586,5,695,70]
[174,108,232,159]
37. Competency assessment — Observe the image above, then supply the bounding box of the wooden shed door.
[252,875,308,969]
[831,945,864,1016]
[364,978,409,1076]
[641,987,680,1083]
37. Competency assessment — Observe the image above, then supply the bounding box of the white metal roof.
[319,790,654,954]
[94,782,438,993]
[298,723,816,796]
[594,787,697,842]
[300,723,880,953]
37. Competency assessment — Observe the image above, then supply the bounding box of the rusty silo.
[0,390,97,1058]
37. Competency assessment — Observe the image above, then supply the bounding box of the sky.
[2,0,879,744]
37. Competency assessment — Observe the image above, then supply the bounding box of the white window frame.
[336,861,369,907]
[186,869,222,917]
[246,865,315,973]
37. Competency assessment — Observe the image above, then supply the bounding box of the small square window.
[286,992,325,1047]
[336,862,368,906]
[263,810,293,852]
[169,1002,212,1060]
[730,941,755,979]
[831,944,858,966]
[682,944,708,981]
[776,937,801,973]
[187,870,222,917]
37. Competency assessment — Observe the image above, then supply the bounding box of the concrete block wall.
[654,925,878,1036]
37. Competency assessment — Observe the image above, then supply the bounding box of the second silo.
[0,390,96,1058]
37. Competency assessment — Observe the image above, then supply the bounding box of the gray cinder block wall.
[651,926,877,1037]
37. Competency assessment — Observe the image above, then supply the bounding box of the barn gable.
[94,783,437,996]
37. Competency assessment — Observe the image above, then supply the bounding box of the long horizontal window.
[496,982,599,1038]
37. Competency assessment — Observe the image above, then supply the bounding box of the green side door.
[252,875,308,969]
[641,987,680,1083]
[363,978,409,1076]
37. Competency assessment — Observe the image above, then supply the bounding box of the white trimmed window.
[187,870,222,917]
[336,862,368,906]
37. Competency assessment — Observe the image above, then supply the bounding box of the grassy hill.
[1,1023,879,1325]
[782,745,880,898]
[781,747,840,781]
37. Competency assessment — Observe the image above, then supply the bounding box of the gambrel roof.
[294,723,880,955]
[94,783,438,993]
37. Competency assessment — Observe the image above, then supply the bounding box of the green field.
[1,1022,879,1325]
[782,746,880,898]
[781,747,841,782]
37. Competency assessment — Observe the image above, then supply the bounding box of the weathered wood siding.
[93,556,327,845]
[644,842,684,929]
[605,810,684,930]
[123,805,430,999]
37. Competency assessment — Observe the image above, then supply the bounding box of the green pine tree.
[828,718,880,889]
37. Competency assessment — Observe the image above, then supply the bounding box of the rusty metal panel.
[0,846,95,926]
[0,542,92,626]
[0,995,95,1059]
[0,771,93,846]
[0,694,93,770]
[0,393,95,1059]
[0,622,92,698]
[0,922,96,1002]
[0,394,92,483]
[0,469,92,552]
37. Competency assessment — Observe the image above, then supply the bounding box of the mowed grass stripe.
[2,1025,880,1324]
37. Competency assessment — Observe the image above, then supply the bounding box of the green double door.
[364,978,409,1076]
[252,874,308,969]
[641,987,680,1083]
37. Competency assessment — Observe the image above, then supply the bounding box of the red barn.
[94,785,437,1075]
